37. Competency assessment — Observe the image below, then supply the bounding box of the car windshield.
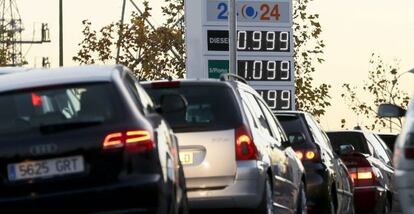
[326,132,370,154]
[145,85,242,132]
[0,83,122,135]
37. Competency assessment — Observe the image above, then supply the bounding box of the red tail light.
[31,93,42,106]
[404,147,414,159]
[151,81,180,88]
[348,167,375,186]
[103,130,154,153]
[235,125,257,160]
[295,149,320,162]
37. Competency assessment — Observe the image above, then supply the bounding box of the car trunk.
[177,129,237,189]
[144,82,243,189]
[0,124,127,197]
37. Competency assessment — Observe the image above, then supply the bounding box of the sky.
[12,0,414,131]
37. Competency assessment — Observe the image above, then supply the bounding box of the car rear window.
[0,83,123,135]
[326,132,369,154]
[276,115,306,134]
[145,85,242,132]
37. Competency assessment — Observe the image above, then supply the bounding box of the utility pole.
[228,0,237,75]
[59,0,63,67]
[116,0,127,64]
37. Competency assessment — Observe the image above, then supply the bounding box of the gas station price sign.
[237,59,292,81]
[207,29,292,53]
[185,0,295,111]
[256,88,295,111]
[205,0,292,27]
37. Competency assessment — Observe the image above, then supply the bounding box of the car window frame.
[240,90,273,138]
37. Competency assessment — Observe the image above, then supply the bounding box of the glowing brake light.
[31,93,42,106]
[349,167,375,186]
[295,149,319,161]
[103,130,154,153]
[235,125,257,160]
[295,151,304,160]
[103,132,123,149]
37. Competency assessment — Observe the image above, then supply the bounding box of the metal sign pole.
[228,0,237,75]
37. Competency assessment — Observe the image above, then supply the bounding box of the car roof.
[326,130,365,134]
[274,111,307,115]
[0,65,123,93]
[0,67,32,75]
[141,78,238,88]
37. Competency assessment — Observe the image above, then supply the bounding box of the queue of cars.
[0,65,398,213]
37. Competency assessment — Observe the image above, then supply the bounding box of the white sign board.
[185,0,295,111]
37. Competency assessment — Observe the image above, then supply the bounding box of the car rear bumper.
[187,160,265,209]
[354,186,387,213]
[0,174,163,213]
[302,162,329,213]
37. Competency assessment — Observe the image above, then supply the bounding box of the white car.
[379,100,414,214]
[0,67,31,75]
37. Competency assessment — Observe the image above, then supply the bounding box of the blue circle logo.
[241,5,258,19]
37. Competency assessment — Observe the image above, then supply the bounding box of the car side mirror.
[337,144,355,156]
[158,94,187,114]
[378,103,406,118]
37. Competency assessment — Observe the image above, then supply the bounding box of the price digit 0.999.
[237,30,290,52]
[237,60,291,81]
[258,89,292,110]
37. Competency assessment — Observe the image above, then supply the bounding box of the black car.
[327,130,396,213]
[143,76,306,214]
[275,111,354,214]
[0,65,188,213]
[376,133,398,153]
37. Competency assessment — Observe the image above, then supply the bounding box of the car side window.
[305,114,332,151]
[240,91,273,137]
[135,83,156,113]
[241,101,258,129]
[367,133,391,164]
[256,98,282,147]
[124,74,144,112]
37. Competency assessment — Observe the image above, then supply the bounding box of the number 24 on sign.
[217,3,281,21]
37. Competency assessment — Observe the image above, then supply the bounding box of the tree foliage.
[74,0,330,117]
[293,0,330,118]
[341,53,410,131]
[73,0,184,80]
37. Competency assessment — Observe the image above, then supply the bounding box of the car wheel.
[383,197,391,214]
[178,166,189,214]
[296,180,307,214]
[325,188,336,214]
[255,177,274,214]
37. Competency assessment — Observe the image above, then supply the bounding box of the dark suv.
[143,76,306,213]
[275,111,354,214]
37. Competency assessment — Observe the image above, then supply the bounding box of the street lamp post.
[388,68,414,132]
[59,0,63,67]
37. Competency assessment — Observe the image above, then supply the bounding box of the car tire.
[383,197,391,214]
[296,180,307,214]
[325,187,336,214]
[178,165,189,214]
[255,177,274,214]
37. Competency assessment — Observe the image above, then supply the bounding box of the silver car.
[143,77,306,213]
[0,67,31,75]
[378,99,414,214]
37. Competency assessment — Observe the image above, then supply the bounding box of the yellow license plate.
[179,152,194,165]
